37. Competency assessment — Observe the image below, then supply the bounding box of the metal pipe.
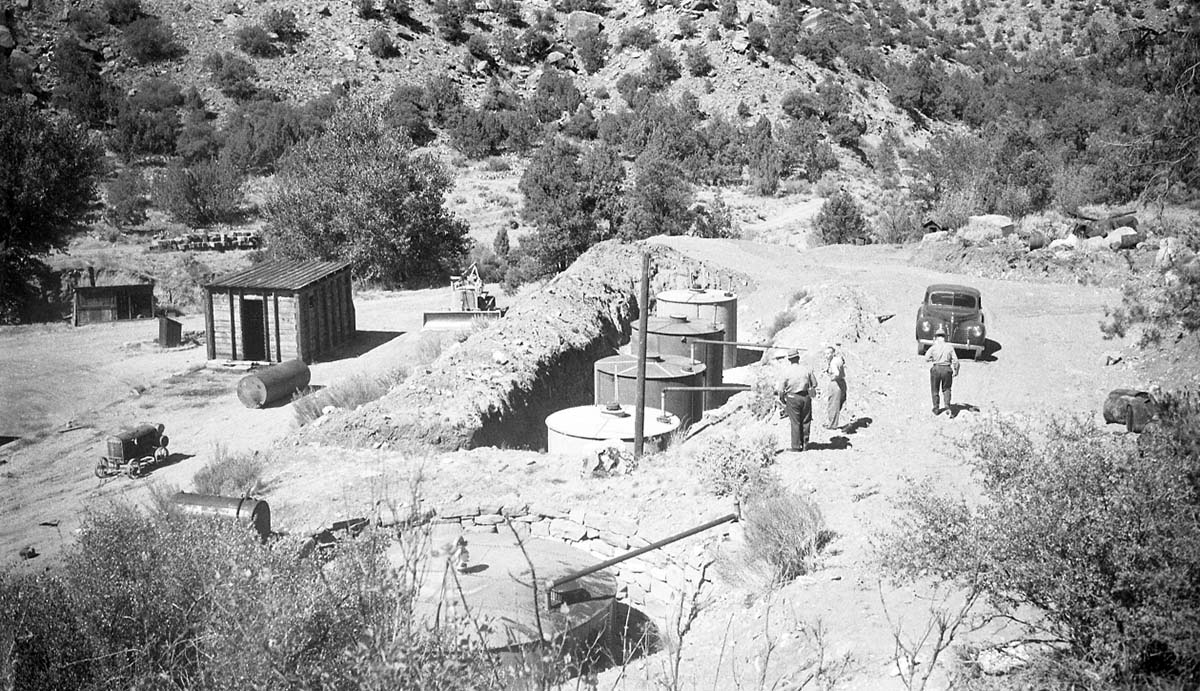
[659,385,752,420]
[634,253,650,458]
[547,512,738,608]
[681,337,804,351]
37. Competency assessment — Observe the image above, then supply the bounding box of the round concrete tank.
[546,403,681,456]
[631,314,725,387]
[655,288,738,369]
[594,353,705,425]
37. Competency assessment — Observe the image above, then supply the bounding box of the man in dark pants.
[925,327,960,415]
[776,349,819,451]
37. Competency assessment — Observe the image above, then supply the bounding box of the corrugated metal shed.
[207,260,352,291]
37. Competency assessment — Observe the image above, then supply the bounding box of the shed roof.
[206,260,352,291]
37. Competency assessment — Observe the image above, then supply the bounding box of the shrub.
[123,17,182,63]
[532,68,582,122]
[872,192,923,244]
[695,429,777,498]
[691,193,738,238]
[67,9,107,38]
[678,15,697,39]
[742,484,830,583]
[262,8,300,39]
[105,168,150,227]
[221,99,324,174]
[0,503,496,689]
[618,24,657,50]
[152,158,244,227]
[814,189,869,244]
[50,37,117,126]
[465,33,491,60]
[205,52,258,100]
[643,45,680,91]
[355,0,375,18]
[494,0,522,24]
[385,84,435,145]
[192,444,266,495]
[383,0,413,21]
[432,0,465,41]
[368,29,396,57]
[719,0,738,27]
[746,20,768,52]
[684,43,712,76]
[422,74,464,125]
[104,0,140,24]
[235,25,276,57]
[884,404,1200,686]
[574,27,608,73]
[109,97,180,160]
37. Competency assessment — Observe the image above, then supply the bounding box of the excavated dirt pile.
[298,240,752,450]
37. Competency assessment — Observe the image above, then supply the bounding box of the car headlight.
[969,325,983,335]
[920,320,931,332]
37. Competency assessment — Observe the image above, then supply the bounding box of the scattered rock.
[1104,352,1123,366]
[565,10,603,43]
[19,545,38,560]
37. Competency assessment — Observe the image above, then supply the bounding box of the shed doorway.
[240,297,267,361]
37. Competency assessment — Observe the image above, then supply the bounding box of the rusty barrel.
[236,359,310,409]
[170,491,272,538]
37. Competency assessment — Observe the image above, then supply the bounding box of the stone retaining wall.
[432,497,737,623]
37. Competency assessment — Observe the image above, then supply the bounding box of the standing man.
[926,327,959,416]
[776,349,819,452]
[823,344,847,430]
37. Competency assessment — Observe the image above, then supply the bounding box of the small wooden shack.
[204,260,355,363]
[73,284,155,326]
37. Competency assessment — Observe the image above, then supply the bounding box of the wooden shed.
[204,260,355,363]
[73,284,155,326]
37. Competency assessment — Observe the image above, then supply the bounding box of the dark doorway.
[241,297,267,361]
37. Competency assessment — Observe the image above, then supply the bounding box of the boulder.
[730,36,748,53]
[965,214,1015,236]
[920,230,950,244]
[1048,235,1080,251]
[1081,235,1111,253]
[1155,236,1182,268]
[565,10,603,43]
[1106,226,1141,250]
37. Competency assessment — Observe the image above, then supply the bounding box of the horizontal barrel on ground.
[594,353,704,426]
[170,491,272,538]
[237,358,310,409]
[654,288,738,369]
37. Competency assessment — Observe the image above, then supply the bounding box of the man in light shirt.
[776,349,819,452]
[925,327,960,416]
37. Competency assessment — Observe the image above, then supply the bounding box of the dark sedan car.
[915,284,986,357]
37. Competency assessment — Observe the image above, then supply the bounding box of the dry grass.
[192,444,267,496]
[741,484,831,584]
[292,367,409,426]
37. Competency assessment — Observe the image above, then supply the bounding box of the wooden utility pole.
[634,252,650,457]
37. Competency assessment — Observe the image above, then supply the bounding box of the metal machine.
[96,423,169,479]
[421,263,506,331]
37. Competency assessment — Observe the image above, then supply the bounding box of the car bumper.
[917,338,984,353]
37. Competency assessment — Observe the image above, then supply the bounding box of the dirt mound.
[296,240,752,451]
[909,236,1154,286]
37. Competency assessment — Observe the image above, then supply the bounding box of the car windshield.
[929,292,978,309]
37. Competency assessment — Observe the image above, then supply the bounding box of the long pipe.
[659,385,751,419]
[634,253,650,458]
[547,512,739,608]
[681,336,805,351]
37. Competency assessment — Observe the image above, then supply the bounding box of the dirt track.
[0,236,1146,688]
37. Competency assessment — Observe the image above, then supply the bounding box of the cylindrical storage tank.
[169,491,272,539]
[594,354,705,426]
[237,359,311,409]
[654,288,738,369]
[630,315,725,388]
[546,403,681,456]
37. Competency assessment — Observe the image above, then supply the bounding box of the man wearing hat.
[925,326,960,415]
[776,349,819,452]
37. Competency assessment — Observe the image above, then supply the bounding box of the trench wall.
[428,497,735,624]
[304,241,753,450]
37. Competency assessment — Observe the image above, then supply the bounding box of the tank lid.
[546,404,680,439]
[635,316,724,338]
[656,288,737,304]
[595,353,706,379]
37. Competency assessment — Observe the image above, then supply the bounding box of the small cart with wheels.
[96,423,169,479]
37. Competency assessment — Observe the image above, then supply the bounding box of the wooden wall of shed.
[205,269,352,363]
